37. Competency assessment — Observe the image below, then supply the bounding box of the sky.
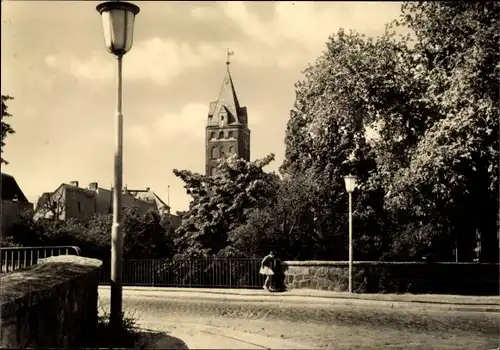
[2,1,402,213]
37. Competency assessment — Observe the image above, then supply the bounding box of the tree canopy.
[3,208,175,261]
[173,154,279,258]
[1,95,15,165]
[280,1,499,262]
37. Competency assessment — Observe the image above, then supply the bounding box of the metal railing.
[0,246,82,274]
[99,258,265,289]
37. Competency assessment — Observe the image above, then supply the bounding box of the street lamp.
[96,0,140,330]
[344,174,357,293]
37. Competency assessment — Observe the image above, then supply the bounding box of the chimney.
[146,187,150,191]
[89,182,98,191]
[69,181,79,187]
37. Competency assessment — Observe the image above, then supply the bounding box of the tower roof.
[208,60,247,126]
[217,66,240,116]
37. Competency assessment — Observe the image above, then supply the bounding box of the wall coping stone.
[0,255,102,317]
[283,260,500,267]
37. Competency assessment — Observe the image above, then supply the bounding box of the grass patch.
[93,310,141,348]
[85,299,176,349]
[92,311,140,348]
[77,300,141,348]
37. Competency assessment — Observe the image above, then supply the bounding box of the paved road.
[98,287,500,349]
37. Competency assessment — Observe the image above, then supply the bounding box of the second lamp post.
[96,0,140,330]
[344,174,357,293]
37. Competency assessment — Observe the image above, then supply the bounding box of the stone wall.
[284,261,499,295]
[0,255,102,348]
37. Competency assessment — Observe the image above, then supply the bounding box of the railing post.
[152,260,155,287]
[229,259,232,289]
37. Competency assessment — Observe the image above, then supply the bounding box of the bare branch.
[36,188,66,220]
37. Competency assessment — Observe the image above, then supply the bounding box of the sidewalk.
[138,322,306,349]
[99,286,500,312]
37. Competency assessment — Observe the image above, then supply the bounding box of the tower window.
[221,115,224,121]
[210,132,216,139]
[211,147,218,159]
[229,146,234,154]
[218,131,224,139]
[228,131,234,138]
[220,146,225,157]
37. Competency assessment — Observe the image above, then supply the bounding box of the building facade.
[34,181,169,222]
[205,62,251,176]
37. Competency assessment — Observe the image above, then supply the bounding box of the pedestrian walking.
[260,250,277,291]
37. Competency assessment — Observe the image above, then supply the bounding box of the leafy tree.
[280,2,499,262]
[123,208,172,259]
[231,169,319,259]
[281,28,399,260]
[79,213,112,260]
[4,208,174,260]
[175,211,188,219]
[173,154,279,258]
[1,95,15,165]
[384,1,500,262]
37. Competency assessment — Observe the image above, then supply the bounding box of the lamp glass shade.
[344,175,357,193]
[97,2,140,55]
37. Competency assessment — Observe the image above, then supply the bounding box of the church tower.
[205,53,251,176]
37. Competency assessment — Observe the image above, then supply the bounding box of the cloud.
[216,2,400,69]
[45,38,224,85]
[45,2,400,82]
[155,103,208,140]
[190,6,220,19]
[86,103,208,147]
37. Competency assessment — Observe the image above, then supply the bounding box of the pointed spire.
[214,50,241,123]
[207,50,248,126]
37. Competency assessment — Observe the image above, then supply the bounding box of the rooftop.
[1,173,29,202]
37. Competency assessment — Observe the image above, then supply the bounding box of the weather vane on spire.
[226,49,234,67]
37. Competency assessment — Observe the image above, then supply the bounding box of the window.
[210,132,216,139]
[229,146,235,154]
[211,147,218,159]
[218,131,224,139]
[220,146,225,157]
[77,202,81,212]
[228,131,234,138]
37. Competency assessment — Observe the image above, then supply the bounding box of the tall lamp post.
[96,1,140,330]
[344,174,357,293]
